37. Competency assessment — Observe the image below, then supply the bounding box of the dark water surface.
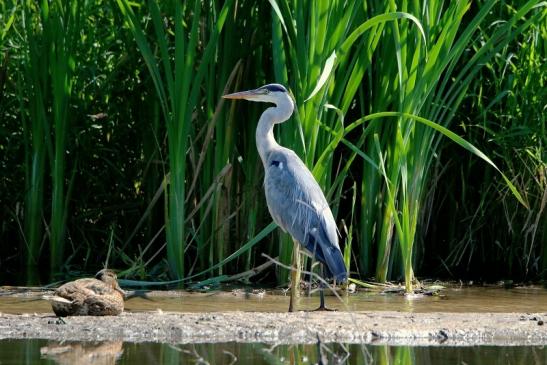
[1,287,546,363]
[1,286,546,314]
[1,339,545,364]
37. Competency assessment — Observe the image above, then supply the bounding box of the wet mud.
[2,286,546,346]
[1,310,546,346]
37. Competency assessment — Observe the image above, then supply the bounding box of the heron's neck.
[256,102,293,167]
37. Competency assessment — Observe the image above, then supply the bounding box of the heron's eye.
[262,88,270,95]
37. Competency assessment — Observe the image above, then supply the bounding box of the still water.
[1,286,546,314]
[1,339,546,365]
[0,340,547,365]
[1,286,546,364]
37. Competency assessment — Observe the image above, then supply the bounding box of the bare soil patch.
[1,311,546,346]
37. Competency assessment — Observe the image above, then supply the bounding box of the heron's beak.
[222,89,261,100]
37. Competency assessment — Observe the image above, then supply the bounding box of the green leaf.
[305,51,336,102]
[354,111,530,208]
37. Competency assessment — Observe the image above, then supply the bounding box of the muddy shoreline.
[1,311,546,346]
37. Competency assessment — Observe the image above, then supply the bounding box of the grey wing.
[264,149,347,281]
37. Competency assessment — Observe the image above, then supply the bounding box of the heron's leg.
[288,240,301,312]
[314,263,336,312]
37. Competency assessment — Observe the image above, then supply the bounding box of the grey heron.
[223,83,347,311]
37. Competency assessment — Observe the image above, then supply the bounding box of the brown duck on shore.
[44,269,126,317]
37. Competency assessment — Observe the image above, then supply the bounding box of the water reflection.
[1,339,545,364]
[40,341,123,365]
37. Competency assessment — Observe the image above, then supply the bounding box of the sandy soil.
[1,310,545,346]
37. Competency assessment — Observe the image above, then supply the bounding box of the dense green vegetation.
[0,0,544,287]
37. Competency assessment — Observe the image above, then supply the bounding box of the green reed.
[431,3,546,280]
[356,0,538,291]
[47,2,80,276]
[1,0,544,286]
[268,0,422,284]
[18,1,82,280]
[116,0,236,280]
[268,0,537,292]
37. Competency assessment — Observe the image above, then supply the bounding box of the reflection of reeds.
[37,341,547,365]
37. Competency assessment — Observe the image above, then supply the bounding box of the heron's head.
[223,83,293,107]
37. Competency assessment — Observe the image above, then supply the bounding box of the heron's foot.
[309,305,337,312]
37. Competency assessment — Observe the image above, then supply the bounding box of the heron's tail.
[322,245,348,283]
[306,227,348,283]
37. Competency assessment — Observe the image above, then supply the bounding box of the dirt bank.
[1,311,545,346]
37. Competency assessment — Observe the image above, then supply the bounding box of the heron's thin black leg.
[319,283,326,309]
[313,263,336,311]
